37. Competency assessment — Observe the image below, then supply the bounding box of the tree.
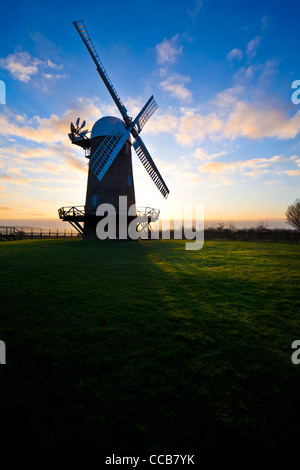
[285,199,300,231]
[228,223,237,232]
[255,220,269,231]
[217,222,225,231]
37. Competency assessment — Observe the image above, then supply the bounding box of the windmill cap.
[91,116,130,141]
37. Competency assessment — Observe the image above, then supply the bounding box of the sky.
[0,0,299,227]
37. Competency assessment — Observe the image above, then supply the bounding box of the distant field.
[0,239,299,450]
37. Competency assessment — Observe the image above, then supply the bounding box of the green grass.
[0,239,299,449]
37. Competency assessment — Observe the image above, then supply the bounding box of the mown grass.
[0,239,299,450]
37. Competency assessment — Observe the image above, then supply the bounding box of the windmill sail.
[133,136,169,198]
[89,122,130,181]
[73,20,130,126]
[132,95,158,134]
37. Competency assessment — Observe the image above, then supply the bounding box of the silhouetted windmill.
[59,20,169,240]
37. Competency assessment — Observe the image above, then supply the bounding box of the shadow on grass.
[0,239,299,450]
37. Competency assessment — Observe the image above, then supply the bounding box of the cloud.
[0,51,42,82]
[246,36,261,60]
[64,155,86,172]
[176,110,223,145]
[43,72,68,80]
[0,111,89,194]
[188,0,203,19]
[199,161,236,174]
[224,102,300,140]
[46,59,62,70]
[233,64,260,84]
[0,173,39,185]
[143,95,300,145]
[1,143,86,176]
[125,97,145,119]
[156,35,183,65]
[0,98,102,144]
[143,112,179,135]
[0,51,65,87]
[283,169,300,176]
[226,48,243,61]
[233,60,279,89]
[214,85,245,108]
[198,154,298,179]
[226,37,262,64]
[261,16,269,30]
[6,167,23,177]
[4,146,60,160]
[160,74,192,102]
[192,148,227,160]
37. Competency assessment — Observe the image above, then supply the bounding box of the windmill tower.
[59,20,169,240]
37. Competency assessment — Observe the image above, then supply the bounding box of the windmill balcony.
[58,204,160,239]
[58,205,159,221]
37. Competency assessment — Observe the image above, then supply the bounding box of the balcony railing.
[58,205,160,221]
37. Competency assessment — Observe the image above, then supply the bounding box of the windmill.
[59,20,169,240]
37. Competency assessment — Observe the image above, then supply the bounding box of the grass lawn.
[0,239,299,450]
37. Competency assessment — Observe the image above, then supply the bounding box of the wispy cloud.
[261,16,269,30]
[172,98,300,145]
[192,148,227,160]
[224,102,300,140]
[160,74,192,102]
[0,51,63,83]
[0,100,99,196]
[226,34,263,66]
[283,169,300,176]
[246,36,261,60]
[140,87,300,145]
[143,112,179,135]
[0,173,49,185]
[188,0,203,20]
[198,155,299,179]
[156,35,183,65]
[0,51,42,82]
[0,98,102,144]
[226,48,243,61]
[43,72,68,80]
[199,161,236,174]
[176,110,223,145]
[214,85,245,108]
